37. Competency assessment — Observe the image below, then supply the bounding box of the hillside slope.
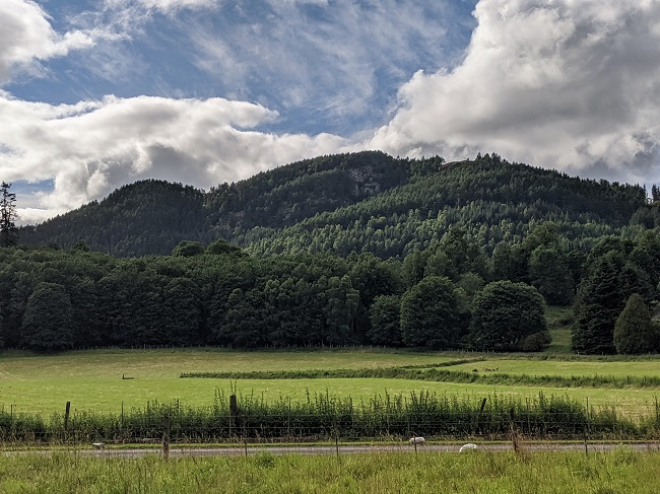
[18,152,647,258]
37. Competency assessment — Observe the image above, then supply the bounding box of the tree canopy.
[469,281,548,352]
[400,276,460,349]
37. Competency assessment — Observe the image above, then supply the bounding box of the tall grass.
[1,449,660,493]
[181,367,660,389]
[0,391,656,444]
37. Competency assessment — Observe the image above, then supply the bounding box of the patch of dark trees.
[2,221,659,355]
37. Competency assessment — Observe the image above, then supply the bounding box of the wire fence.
[1,392,660,444]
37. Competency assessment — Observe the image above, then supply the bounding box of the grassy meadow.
[0,449,659,493]
[0,349,457,414]
[1,346,660,417]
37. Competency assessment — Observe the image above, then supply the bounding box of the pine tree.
[0,182,18,247]
[613,294,657,354]
[652,184,660,203]
[572,253,625,354]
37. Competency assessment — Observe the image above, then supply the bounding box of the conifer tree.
[652,184,660,203]
[572,253,625,354]
[613,294,656,354]
[0,182,18,247]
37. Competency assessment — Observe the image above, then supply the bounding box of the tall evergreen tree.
[613,294,656,354]
[0,182,18,247]
[572,253,625,354]
[652,184,660,203]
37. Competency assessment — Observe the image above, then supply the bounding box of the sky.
[2,0,660,224]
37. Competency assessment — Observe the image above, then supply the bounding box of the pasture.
[1,347,660,418]
[0,349,455,414]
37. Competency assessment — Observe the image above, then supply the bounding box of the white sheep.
[408,436,426,445]
[459,443,478,453]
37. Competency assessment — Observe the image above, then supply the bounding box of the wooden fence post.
[64,402,71,438]
[229,394,238,439]
[163,411,171,461]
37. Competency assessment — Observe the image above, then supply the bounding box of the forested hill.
[19,152,648,257]
[20,180,208,257]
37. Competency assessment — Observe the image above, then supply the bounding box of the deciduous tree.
[400,276,459,349]
[21,282,73,352]
[367,295,402,346]
[469,281,548,352]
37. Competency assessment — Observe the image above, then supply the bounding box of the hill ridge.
[18,152,647,258]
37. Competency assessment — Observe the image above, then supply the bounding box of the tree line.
[2,221,659,354]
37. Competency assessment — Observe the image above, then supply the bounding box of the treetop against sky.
[1,0,660,225]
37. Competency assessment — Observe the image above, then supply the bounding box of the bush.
[521,332,551,352]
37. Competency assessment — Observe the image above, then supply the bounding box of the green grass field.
[0,449,658,493]
[2,347,660,417]
[0,349,457,414]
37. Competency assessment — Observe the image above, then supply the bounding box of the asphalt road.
[7,442,660,459]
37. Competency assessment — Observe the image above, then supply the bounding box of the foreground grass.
[0,449,659,493]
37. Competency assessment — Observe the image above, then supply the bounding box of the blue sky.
[1,0,659,223]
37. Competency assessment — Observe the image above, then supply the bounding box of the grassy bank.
[0,391,656,443]
[0,449,659,493]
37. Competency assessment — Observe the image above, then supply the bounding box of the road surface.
[5,442,660,458]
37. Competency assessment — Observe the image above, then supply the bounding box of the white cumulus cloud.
[370,0,660,184]
[0,92,350,223]
[0,0,103,83]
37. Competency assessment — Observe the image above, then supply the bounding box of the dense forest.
[20,152,650,258]
[5,152,660,354]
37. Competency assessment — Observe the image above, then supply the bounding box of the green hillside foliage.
[19,153,646,259]
[2,221,660,353]
[6,151,659,353]
[20,180,207,256]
